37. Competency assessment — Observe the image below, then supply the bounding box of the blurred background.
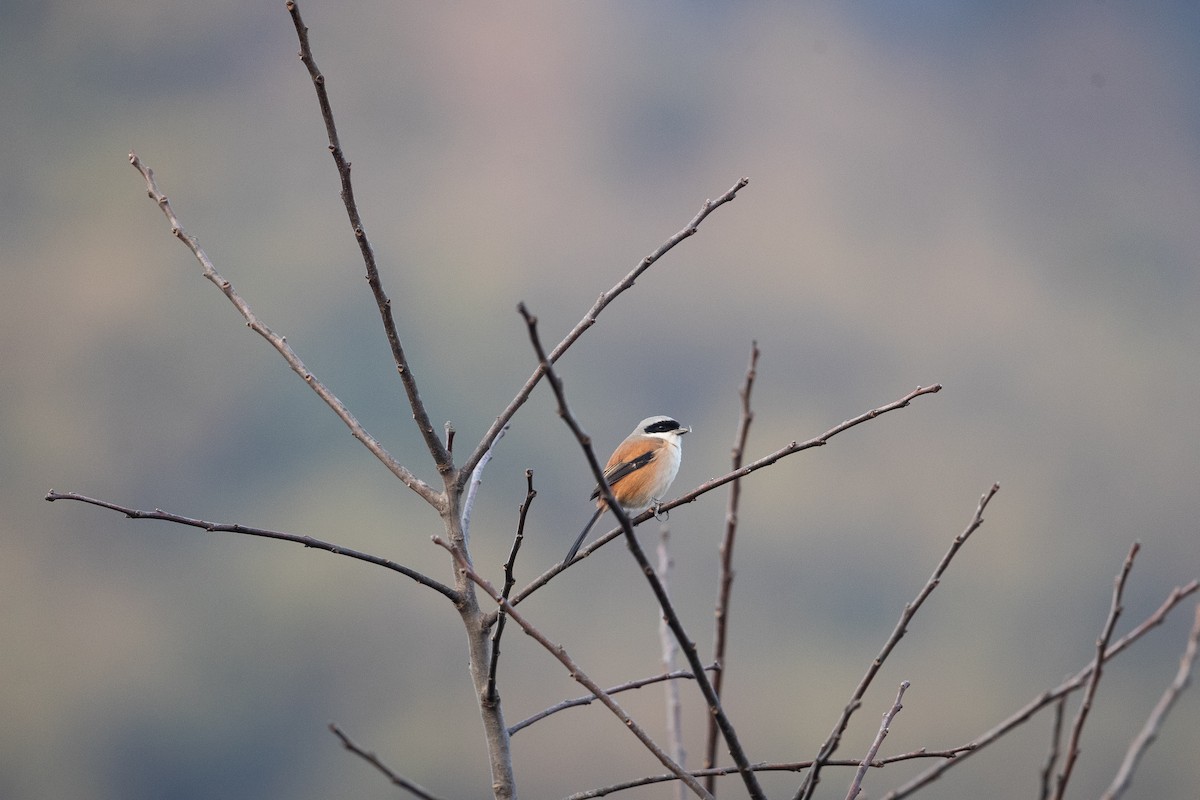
[3,1,1198,798]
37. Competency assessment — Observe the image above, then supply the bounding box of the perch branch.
[518,304,765,800]
[501,383,942,613]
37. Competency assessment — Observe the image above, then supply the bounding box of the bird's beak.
[680,426,692,435]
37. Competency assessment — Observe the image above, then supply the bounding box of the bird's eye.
[644,419,681,434]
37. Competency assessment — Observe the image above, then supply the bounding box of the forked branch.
[127,152,444,511]
[1100,602,1200,800]
[795,483,999,800]
[432,537,714,800]
[881,576,1200,799]
[1051,541,1140,800]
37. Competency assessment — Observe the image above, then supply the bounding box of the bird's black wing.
[589,448,656,501]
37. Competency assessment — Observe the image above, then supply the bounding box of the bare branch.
[45,490,458,602]
[881,577,1200,799]
[487,470,535,704]
[704,340,759,793]
[459,178,750,487]
[1051,541,1140,800]
[504,383,943,611]
[286,1,450,474]
[432,537,714,800]
[1037,696,1067,800]
[329,723,449,800]
[845,681,910,800]
[795,483,999,800]
[127,153,444,512]
[508,664,719,736]
[657,530,687,800]
[518,304,766,800]
[567,746,973,799]
[1100,602,1200,800]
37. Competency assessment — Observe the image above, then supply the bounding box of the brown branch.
[286,1,450,475]
[458,178,750,489]
[1100,602,1200,800]
[487,470,536,704]
[329,723,449,800]
[508,664,719,736]
[845,681,910,800]
[45,490,458,602]
[518,304,765,800]
[656,530,687,800]
[127,152,444,511]
[795,483,999,800]
[704,340,759,793]
[432,537,714,800]
[881,577,1200,799]
[1051,541,1139,800]
[503,383,943,613]
[1037,696,1067,800]
[566,746,973,799]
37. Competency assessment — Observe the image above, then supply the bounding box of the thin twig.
[845,681,910,800]
[880,577,1200,799]
[127,153,444,511]
[565,746,974,799]
[501,383,943,615]
[795,483,999,800]
[1037,696,1067,800]
[1100,602,1200,800]
[286,1,450,474]
[518,304,766,800]
[508,664,719,735]
[329,723,449,800]
[488,470,535,704]
[431,537,714,800]
[1051,541,1139,800]
[657,530,687,800]
[459,178,750,489]
[704,340,758,793]
[45,491,459,602]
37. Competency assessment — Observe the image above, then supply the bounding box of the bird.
[563,415,690,564]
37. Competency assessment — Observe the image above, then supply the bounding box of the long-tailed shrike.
[563,415,690,564]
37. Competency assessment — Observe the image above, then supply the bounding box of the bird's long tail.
[564,506,605,564]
